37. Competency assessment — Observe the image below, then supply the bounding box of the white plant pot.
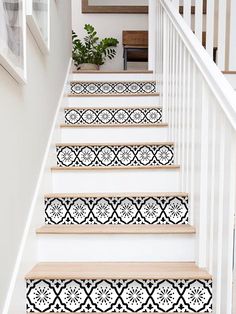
[79,63,100,71]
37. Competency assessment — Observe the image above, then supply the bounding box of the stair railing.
[156,0,236,313]
[169,0,236,71]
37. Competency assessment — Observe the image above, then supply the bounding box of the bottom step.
[26,262,212,313]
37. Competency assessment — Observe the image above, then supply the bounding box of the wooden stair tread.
[56,141,174,147]
[222,70,236,74]
[25,262,211,280]
[60,123,168,128]
[45,192,188,198]
[51,165,180,171]
[36,224,195,235]
[64,105,162,110]
[68,92,160,97]
[72,70,154,74]
[30,313,211,314]
[70,80,156,84]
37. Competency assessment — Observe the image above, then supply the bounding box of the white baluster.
[197,81,210,267]
[219,123,235,313]
[208,101,217,274]
[217,0,227,70]
[189,62,197,225]
[185,55,193,193]
[228,0,236,70]
[171,26,176,143]
[165,18,170,124]
[215,115,227,312]
[206,0,215,60]
[148,0,157,72]
[195,0,203,43]
[183,0,191,27]
[180,46,187,190]
[163,12,168,122]
[184,53,191,191]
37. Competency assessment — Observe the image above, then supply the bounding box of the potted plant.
[72,24,119,70]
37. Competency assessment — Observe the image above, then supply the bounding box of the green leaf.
[72,25,119,66]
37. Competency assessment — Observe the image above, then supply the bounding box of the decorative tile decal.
[64,107,162,125]
[45,195,188,225]
[26,279,212,312]
[70,81,156,95]
[56,144,174,168]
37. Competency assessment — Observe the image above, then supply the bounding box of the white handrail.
[161,0,236,131]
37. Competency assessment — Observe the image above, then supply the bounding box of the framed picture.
[0,0,27,84]
[26,0,50,54]
[81,0,207,14]
[82,0,148,14]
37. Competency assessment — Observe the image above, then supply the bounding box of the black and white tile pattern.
[45,195,188,225]
[56,144,174,168]
[64,107,162,125]
[70,81,156,95]
[26,279,212,312]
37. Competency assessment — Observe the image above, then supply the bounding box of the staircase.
[25,72,212,313]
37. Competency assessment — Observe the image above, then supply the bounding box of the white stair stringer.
[37,233,195,262]
[52,167,180,193]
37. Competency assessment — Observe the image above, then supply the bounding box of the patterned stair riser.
[45,195,188,225]
[70,81,156,95]
[56,144,174,168]
[64,107,162,125]
[26,279,212,312]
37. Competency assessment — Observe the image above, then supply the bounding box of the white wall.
[72,0,148,70]
[0,1,72,312]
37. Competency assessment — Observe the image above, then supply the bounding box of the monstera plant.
[72,24,119,70]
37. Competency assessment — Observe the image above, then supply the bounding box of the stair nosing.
[70,80,156,84]
[44,192,188,198]
[68,92,160,97]
[56,141,174,147]
[25,262,212,280]
[27,313,211,314]
[30,312,211,314]
[60,123,168,128]
[51,165,180,171]
[36,224,195,235]
[64,105,162,110]
[72,70,154,74]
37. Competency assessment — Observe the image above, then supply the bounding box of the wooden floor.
[73,70,153,74]
[25,262,211,280]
